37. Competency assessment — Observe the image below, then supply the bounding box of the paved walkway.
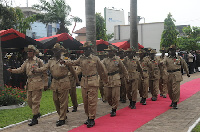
[1,72,200,132]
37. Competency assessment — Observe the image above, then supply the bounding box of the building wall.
[75,35,86,41]
[26,21,47,39]
[104,8,125,35]
[114,22,164,52]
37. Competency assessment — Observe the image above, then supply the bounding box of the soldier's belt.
[167,69,180,73]
[53,75,67,80]
[143,70,148,72]
[108,70,119,76]
[128,69,137,72]
[82,74,97,77]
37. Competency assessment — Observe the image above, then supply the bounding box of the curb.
[0,102,85,131]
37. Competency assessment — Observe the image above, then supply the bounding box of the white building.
[19,7,58,39]
[114,22,164,52]
[104,7,125,35]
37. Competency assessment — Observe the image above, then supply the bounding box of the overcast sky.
[7,0,200,35]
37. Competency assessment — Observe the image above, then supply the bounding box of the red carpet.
[69,78,200,132]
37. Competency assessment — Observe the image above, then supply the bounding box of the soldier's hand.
[7,68,12,72]
[76,82,80,86]
[187,74,190,77]
[59,60,66,65]
[44,86,48,91]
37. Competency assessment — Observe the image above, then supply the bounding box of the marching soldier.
[158,48,168,98]
[102,45,128,116]
[149,49,160,101]
[63,41,108,128]
[98,51,107,102]
[163,45,190,109]
[64,53,80,113]
[34,43,79,126]
[7,45,48,126]
[123,48,143,109]
[117,49,127,103]
[137,49,151,105]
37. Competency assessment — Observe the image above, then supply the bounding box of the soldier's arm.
[64,57,81,66]
[69,66,79,84]
[181,57,190,76]
[38,59,48,88]
[11,61,26,74]
[97,58,108,84]
[136,60,144,78]
[34,60,50,73]
[119,59,129,80]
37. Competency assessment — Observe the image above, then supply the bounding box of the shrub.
[0,85,26,106]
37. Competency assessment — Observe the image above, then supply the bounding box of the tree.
[160,13,178,48]
[33,0,82,34]
[177,26,200,51]
[85,0,96,53]
[0,4,17,30]
[15,8,37,34]
[0,4,36,34]
[96,13,107,40]
[0,36,4,88]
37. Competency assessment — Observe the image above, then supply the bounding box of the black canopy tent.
[35,33,83,50]
[0,28,43,50]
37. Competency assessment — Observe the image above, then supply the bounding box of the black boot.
[87,119,95,128]
[169,101,174,107]
[151,97,157,101]
[140,98,144,103]
[84,117,89,125]
[28,115,38,126]
[110,109,116,117]
[56,116,67,123]
[56,120,65,127]
[142,98,146,105]
[121,99,126,103]
[173,102,178,109]
[129,99,132,107]
[72,107,77,112]
[131,101,136,109]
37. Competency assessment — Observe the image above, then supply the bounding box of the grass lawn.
[192,123,200,132]
[0,88,101,128]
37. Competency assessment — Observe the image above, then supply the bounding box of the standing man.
[117,49,126,103]
[98,51,107,102]
[64,41,108,128]
[137,49,151,105]
[123,48,143,109]
[158,48,168,98]
[34,43,78,126]
[7,45,48,126]
[64,52,80,113]
[149,49,160,101]
[102,45,128,116]
[163,45,190,109]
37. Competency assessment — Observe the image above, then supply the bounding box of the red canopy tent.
[110,40,144,50]
[80,39,109,51]
[35,33,82,50]
[0,28,42,49]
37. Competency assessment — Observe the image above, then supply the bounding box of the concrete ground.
[1,72,200,132]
